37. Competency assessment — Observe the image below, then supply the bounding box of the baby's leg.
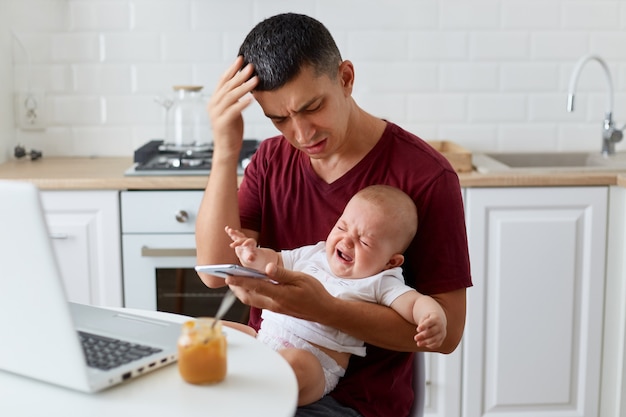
[221,321,257,337]
[279,348,325,406]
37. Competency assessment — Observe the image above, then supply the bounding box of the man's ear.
[386,254,404,269]
[338,60,354,92]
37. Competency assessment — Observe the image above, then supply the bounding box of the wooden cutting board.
[427,140,473,173]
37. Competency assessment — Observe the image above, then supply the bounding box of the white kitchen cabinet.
[600,185,626,417]
[464,186,607,417]
[423,347,463,417]
[41,190,122,307]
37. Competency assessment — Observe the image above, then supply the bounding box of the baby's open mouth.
[337,249,353,263]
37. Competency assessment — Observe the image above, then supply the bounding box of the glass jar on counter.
[166,85,211,148]
[177,318,227,384]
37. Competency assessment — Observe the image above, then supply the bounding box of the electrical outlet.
[14,92,47,130]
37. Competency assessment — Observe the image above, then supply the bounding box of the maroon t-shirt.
[238,122,472,417]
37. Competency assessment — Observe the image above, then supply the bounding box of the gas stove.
[124,139,260,176]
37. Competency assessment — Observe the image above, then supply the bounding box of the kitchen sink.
[473,151,626,173]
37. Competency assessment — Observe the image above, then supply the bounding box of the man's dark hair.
[238,13,343,91]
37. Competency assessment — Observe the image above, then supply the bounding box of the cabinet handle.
[175,210,189,223]
[49,233,69,240]
[141,247,196,257]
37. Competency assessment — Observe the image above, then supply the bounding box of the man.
[195,13,471,417]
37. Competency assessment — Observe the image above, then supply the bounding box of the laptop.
[0,180,182,393]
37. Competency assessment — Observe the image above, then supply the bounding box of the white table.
[0,309,298,417]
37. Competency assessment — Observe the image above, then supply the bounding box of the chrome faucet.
[567,54,623,156]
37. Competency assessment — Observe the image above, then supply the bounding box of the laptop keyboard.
[78,331,163,371]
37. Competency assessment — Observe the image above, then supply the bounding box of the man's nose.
[292,116,313,144]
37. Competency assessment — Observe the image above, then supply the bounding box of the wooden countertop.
[0,157,625,190]
[0,157,209,190]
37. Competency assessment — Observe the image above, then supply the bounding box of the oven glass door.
[122,234,248,322]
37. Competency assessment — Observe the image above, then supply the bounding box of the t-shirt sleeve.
[238,143,265,232]
[377,269,415,306]
[404,170,472,295]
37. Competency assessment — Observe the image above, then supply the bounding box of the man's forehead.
[253,87,324,117]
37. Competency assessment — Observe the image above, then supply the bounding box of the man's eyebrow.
[265,96,322,119]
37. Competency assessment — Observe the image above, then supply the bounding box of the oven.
[120,190,248,322]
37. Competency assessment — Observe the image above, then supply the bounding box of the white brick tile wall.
[440,63,499,91]
[51,34,101,63]
[531,33,590,60]
[468,94,527,122]
[439,2,500,30]
[191,0,256,31]
[348,32,408,61]
[132,0,191,32]
[408,32,468,61]
[13,64,72,92]
[161,32,221,62]
[407,94,467,122]
[105,96,161,125]
[356,93,408,122]
[438,124,498,151]
[559,124,606,151]
[497,124,559,152]
[590,33,626,60]
[318,1,438,30]
[500,64,559,92]
[5,0,67,32]
[73,64,133,94]
[103,33,160,62]
[529,94,587,122]
[469,32,529,61]
[72,126,134,156]
[356,63,438,93]
[501,2,560,29]
[134,63,193,92]
[562,2,621,30]
[4,0,626,157]
[69,2,131,31]
[50,96,104,125]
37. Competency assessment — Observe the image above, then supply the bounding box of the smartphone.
[195,264,268,279]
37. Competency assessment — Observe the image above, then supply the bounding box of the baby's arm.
[225,226,282,271]
[390,291,447,350]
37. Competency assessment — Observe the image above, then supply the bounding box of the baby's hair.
[352,185,418,252]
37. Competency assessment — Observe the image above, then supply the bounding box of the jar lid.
[173,85,203,92]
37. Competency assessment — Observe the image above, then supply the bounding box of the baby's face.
[325,197,401,279]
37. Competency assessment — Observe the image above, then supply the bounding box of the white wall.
[0,0,14,163]
[2,0,626,158]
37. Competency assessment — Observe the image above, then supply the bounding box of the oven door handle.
[141,247,196,257]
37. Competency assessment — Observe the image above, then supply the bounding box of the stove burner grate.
[127,139,260,175]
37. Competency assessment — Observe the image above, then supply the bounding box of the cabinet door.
[464,187,607,417]
[423,346,462,417]
[41,191,122,307]
[601,186,626,417]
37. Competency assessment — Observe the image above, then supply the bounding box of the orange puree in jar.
[177,318,227,384]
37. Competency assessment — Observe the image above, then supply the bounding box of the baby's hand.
[414,312,447,350]
[225,226,259,265]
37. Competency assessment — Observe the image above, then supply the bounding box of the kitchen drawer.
[121,190,203,234]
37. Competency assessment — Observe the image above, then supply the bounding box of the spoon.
[211,289,237,328]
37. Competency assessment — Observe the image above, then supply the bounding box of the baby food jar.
[177,318,227,384]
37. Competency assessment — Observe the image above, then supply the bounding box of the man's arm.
[326,288,464,353]
[226,264,466,353]
[195,57,259,288]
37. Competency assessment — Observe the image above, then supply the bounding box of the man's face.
[252,63,353,160]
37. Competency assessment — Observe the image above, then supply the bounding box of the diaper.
[257,325,346,395]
